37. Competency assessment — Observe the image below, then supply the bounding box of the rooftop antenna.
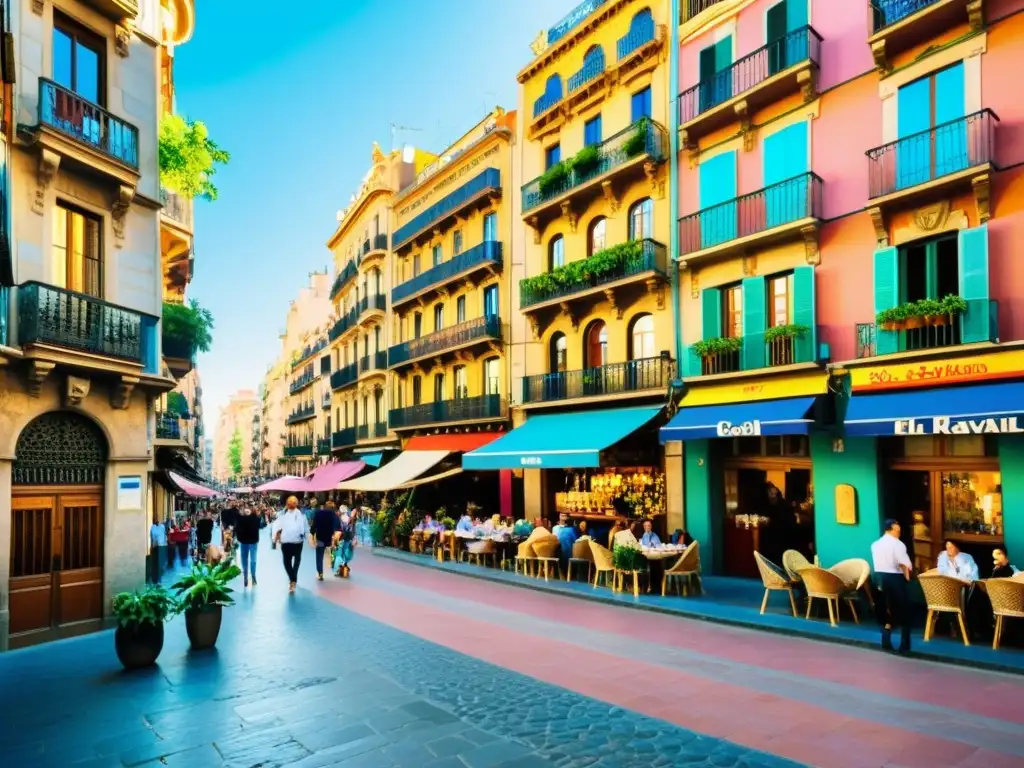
[390,122,423,153]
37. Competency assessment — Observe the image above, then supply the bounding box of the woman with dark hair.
[992,546,1019,578]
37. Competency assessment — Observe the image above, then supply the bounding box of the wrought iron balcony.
[389,394,507,430]
[162,333,195,362]
[289,369,315,395]
[854,300,998,359]
[568,49,605,93]
[360,349,388,375]
[160,188,193,231]
[286,404,316,424]
[372,233,389,252]
[17,281,150,365]
[331,362,358,391]
[870,0,966,33]
[38,79,139,169]
[389,315,501,368]
[522,356,674,405]
[679,27,821,128]
[681,0,725,22]
[393,168,501,250]
[392,241,503,307]
[358,293,386,318]
[321,392,332,409]
[679,173,823,256]
[520,239,667,310]
[156,414,181,440]
[357,424,369,441]
[329,308,358,341]
[617,11,656,60]
[682,329,823,377]
[534,90,562,119]
[293,337,328,368]
[330,261,358,301]
[331,428,357,450]
[547,0,609,46]
[522,120,667,214]
[866,110,997,200]
[284,444,313,457]
[317,438,331,455]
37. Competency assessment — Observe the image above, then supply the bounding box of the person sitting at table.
[415,514,440,533]
[992,546,1020,578]
[937,539,979,582]
[456,514,473,533]
[640,519,662,548]
[575,520,589,539]
[552,514,577,570]
[608,518,627,549]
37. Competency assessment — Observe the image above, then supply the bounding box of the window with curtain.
[549,235,565,270]
[52,203,102,298]
[585,321,608,368]
[629,314,656,359]
[588,217,607,256]
[484,358,500,395]
[456,295,466,324]
[454,366,468,399]
[483,212,497,242]
[432,244,442,267]
[433,303,444,331]
[628,198,653,241]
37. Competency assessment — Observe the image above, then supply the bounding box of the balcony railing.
[289,370,315,395]
[156,414,181,440]
[568,49,606,93]
[520,239,667,309]
[284,444,313,457]
[330,261,358,301]
[360,349,388,374]
[331,362,358,391]
[855,300,998,359]
[160,188,193,230]
[679,27,821,124]
[358,293,386,317]
[162,334,195,361]
[617,13,656,60]
[321,392,332,410]
[286,404,316,424]
[317,438,331,455]
[393,168,501,250]
[683,330,821,377]
[522,357,674,404]
[522,120,668,213]
[329,308,358,341]
[293,338,328,368]
[392,241,503,305]
[681,0,725,22]
[362,239,370,255]
[38,79,139,169]
[679,173,822,255]
[871,0,943,33]
[389,315,501,367]
[331,428,357,450]
[547,0,609,46]
[389,394,507,429]
[17,281,149,364]
[372,233,388,251]
[866,110,997,199]
[534,90,562,119]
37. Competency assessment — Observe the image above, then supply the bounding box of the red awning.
[404,433,503,452]
[260,461,366,494]
[167,471,219,499]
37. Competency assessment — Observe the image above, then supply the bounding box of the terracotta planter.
[114,621,164,669]
[184,605,223,650]
[926,314,950,327]
[904,315,925,330]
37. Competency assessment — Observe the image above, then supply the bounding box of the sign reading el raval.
[852,350,1024,392]
[894,416,1024,435]
[716,420,761,437]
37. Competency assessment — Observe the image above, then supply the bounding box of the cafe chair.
[532,537,562,581]
[662,541,703,597]
[800,567,857,626]
[986,578,1024,650]
[465,539,497,568]
[829,558,875,612]
[589,541,615,589]
[436,531,456,563]
[753,551,799,617]
[918,573,971,645]
[782,549,816,582]
[514,541,537,577]
[566,538,593,583]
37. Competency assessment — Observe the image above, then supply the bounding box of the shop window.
[588,216,607,257]
[730,435,807,457]
[549,235,565,270]
[942,472,1002,537]
[585,320,608,368]
[629,313,655,360]
[628,198,653,241]
[885,435,993,458]
[550,332,567,373]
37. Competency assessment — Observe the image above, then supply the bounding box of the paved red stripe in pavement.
[312,575,1005,768]
[359,555,1024,723]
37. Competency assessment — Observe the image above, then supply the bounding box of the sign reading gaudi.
[716,420,762,437]
[894,416,1024,435]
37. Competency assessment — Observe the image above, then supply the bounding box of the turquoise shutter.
[701,288,722,339]
[935,63,967,177]
[958,224,990,343]
[896,78,931,190]
[699,151,738,248]
[741,277,767,370]
[698,45,716,113]
[763,122,808,227]
[873,246,900,355]
[714,37,733,105]
[791,266,816,363]
[785,0,809,66]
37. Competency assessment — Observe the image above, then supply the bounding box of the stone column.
[103,458,151,615]
[523,468,544,522]
[0,456,11,652]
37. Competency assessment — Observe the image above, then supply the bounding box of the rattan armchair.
[662,541,703,597]
[800,566,858,626]
[532,536,561,581]
[986,578,1024,650]
[589,540,615,589]
[829,558,875,611]
[918,573,970,645]
[754,551,799,616]
[782,549,815,582]
[567,538,593,582]
[514,541,537,576]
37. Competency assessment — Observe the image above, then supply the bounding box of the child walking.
[333,507,355,578]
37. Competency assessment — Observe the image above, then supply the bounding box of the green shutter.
[683,347,703,377]
[873,246,899,356]
[958,224,991,343]
[741,277,766,370]
[701,287,722,340]
[767,2,787,74]
[792,265,816,363]
[699,45,715,83]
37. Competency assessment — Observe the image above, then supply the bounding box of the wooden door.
[9,495,56,639]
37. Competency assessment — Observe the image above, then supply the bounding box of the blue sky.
[178,0,574,434]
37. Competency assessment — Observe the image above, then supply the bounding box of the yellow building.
[387,109,516,449]
[467,2,674,527]
[285,326,331,476]
[212,390,260,484]
[259,357,289,476]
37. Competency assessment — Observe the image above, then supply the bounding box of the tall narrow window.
[412,253,421,278]
[484,357,500,395]
[483,212,497,242]
[584,115,602,146]
[456,295,467,324]
[52,203,102,297]
[549,235,565,270]
[631,86,652,122]
[373,214,380,237]
[588,217,607,257]
[413,312,422,339]
[629,314,656,359]
[585,321,608,368]
[550,333,568,372]
[768,274,791,327]
[433,373,445,402]
[433,303,444,331]
[412,376,422,405]
[484,284,499,318]
[432,244,443,267]
[545,144,561,169]
[453,230,463,255]
[374,325,382,353]
[723,285,743,338]
[374,389,384,424]
[53,14,104,104]
[628,198,653,241]
[454,365,468,399]
[362,395,369,426]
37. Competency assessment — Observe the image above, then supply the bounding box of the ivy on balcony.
[520,239,647,300]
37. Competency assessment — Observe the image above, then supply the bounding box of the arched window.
[629,198,653,241]
[629,313,656,360]
[433,303,444,331]
[583,45,604,71]
[549,332,567,373]
[630,8,654,34]
[588,217,607,257]
[483,357,501,395]
[549,235,565,270]
[585,321,608,368]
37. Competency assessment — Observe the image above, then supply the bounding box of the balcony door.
[698,36,732,113]
[52,15,104,147]
[766,0,808,75]
[698,151,737,248]
[896,64,966,191]
[763,121,808,228]
[52,203,102,298]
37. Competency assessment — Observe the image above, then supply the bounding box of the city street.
[2,535,1023,768]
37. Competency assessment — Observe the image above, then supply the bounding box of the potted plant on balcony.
[569,144,601,178]
[693,336,743,366]
[623,118,650,158]
[111,585,177,670]
[764,323,809,344]
[538,160,570,197]
[165,391,189,419]
[876,305,907,332]
[171,559,242,651]
[941,294,969,320]
[163,299,215,359]
[903,300,928,330]
[764,323,809,365]
[914,298,946,327]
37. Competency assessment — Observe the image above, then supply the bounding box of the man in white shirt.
[149,519,168,583]
[870,519,914,654]
[273,495,310,594]
[937,540,979,582]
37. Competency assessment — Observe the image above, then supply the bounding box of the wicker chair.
[782,549,815,582]
[466,539,497,568]
[754,551,799,616]
[662,541,703,597]
[986,578,1024,650]
[532,536,561,581]
[566,538,593,583]
[514,541,537,576]
[589,540,615,589]
[829,558,875,611]
[800,566,857,626]
[918,573,970,645]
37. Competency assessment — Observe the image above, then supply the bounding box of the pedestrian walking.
[312,501,340,581]
[333,506,355,578]
[149,518,167,583]
[871,518,914,655]
[235,506,261,587]
[273,495,309,594]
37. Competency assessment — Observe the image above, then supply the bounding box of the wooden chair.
[532,536,561,581]
[514,541,537,576]
[753,551,798,616]
[918,573,970,645]
[589,540,615,589]
[616,566,648,597]
[566,538,593,583]
[800,566,857,626]
[465,539,497,568]
[436,531,457,563]
[984,578,1024,650]
[662,541,703,597]
[829,558,875,612]
[782,549,815,582]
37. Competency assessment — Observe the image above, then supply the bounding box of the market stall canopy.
[463,406,661,470]
[268,461,365,493]
[253,475,301,492]
[660,397,818,442]
[843,381,1024,437]
[337,450,450,492]
[167,471,219,499]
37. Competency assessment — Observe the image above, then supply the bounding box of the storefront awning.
[167,471,220,499]
[844,382,1024,437]
[404,433,503,452]
[361,452,384,467]
[463,406,662,470]
[337,450,450,491]
[254,475,301,492]
[264,461,366,493]
[660,397,818,442]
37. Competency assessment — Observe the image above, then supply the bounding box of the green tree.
[228,428,243,478]
[159,114,230,201]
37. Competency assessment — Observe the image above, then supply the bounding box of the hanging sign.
[716,420,762,437]
[850,350,1024,392]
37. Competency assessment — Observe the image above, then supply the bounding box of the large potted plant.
[163,299,215,359]
[111,585,177,669]
[693,336,742,374]
[171,560,241,650]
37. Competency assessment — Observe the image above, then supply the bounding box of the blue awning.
[463,406,662,470]
[844,381,1024,437]
[660,396,818,443]
[360,452,384,467]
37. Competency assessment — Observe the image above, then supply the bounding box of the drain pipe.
[669,0,683,368]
